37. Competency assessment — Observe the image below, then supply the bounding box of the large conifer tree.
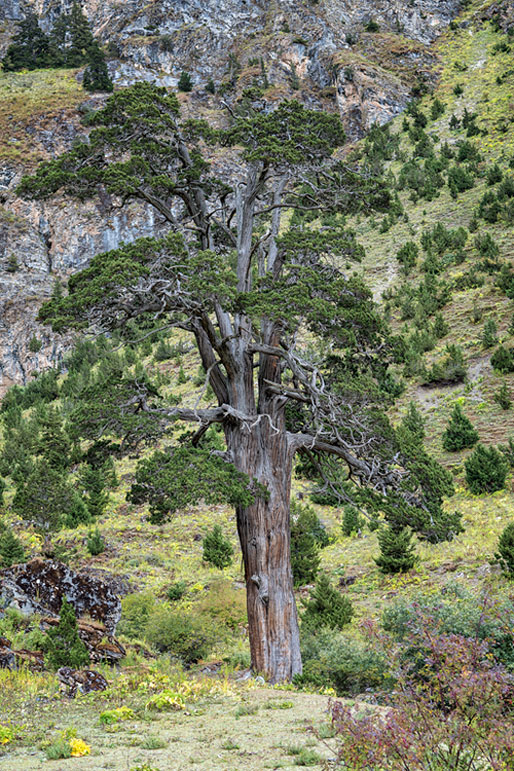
[18,83,455,682]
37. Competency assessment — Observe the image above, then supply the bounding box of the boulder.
[0,558,121,633]
[40,616,126,665]
[57,666,109,697]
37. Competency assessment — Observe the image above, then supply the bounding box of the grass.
[0,68,85,165]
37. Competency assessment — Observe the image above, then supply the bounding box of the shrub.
[0,528,25,568]
[118,591,156,639]
[86,527,105,556]
[396,242,418,273]
[197,579,247,631]
[482,318,498,348]
[297,628,387,695]
[332,606,514,771]
[375,526,418,574]
[144,607,214,664]
[487,163,503,185]
[301,573,353,631]
[43,597,89,670]
[365,19,380,32]
[400,401,425,445]
[341,506,363,537]
[423,344,466,385]
[494,381,511,410]
[432,312,449,338]
[79,464,109,519]
[491,344,514,372]
[166,580,187,601]
[177,71,193,92]
[202,524,233,569]
[442,403,479,451]
[82,44,113,93]
[494,522,514,579]
[465,444,509,494]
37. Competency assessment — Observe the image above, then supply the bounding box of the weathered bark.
[227,421,302,683]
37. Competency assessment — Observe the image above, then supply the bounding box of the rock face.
[56,666,108,697]
[0,558,121,633]
[0,0,462,391]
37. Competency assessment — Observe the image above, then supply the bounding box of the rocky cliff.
[0,0,462,392]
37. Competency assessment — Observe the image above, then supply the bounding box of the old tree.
[19,83,455,682]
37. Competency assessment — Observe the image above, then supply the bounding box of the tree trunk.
[228,422,302,683]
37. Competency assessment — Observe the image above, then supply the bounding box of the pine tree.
[0,477,4,506]
[87,527,105,555]
[401,402,425,446]
[177,71,193,92]
[44,596,90,670]
[82,42,113,93]
[375,525,418,574]
[290,503,320,587]
[301,573,353,630]
[442,403,479,452]
[482,319,498,349]
[465,444,509,494]
[203,524,233,568]
[494,381,511,410]
[0,528,25,568]
[67,2,95,66]
[37,407,71,470]
[1,12,53,71]
[494,522,514,578]
[79,464,109,519]
[432,312,449,339]
[341,505,363,537]
[13,459,81,532]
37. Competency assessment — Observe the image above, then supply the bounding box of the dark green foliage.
[166,581,187,601]
[491,345,514,373]
[442,403,479,452]
[421,222,467,255]
[465,444,509,494]
[453,83,464,96]
[482,318,498,348]
[430,98,445,120]
[432,312,449,338]
[82,43,113,93]
[296,628,386,695]
[301,573,353,631]
[494,381,511,410]
[177,70,193,91]
[131,447,257,525]
[448,165,475,198]
[202,524,233,569]
[43,596,89,670]
[494,523,514,578]
[144,607,214,663]
[28,335,42,353]
[341,506,363,537]
[423,344,466,385]
[396,242,418,274]
[13,459,89,532]
[400,402,425,445]
[375,525,418,574]
[290,501,322,587]
[0,477,4,506]
[0,527,25,568]
[364,19,380,32]
[86,527,105,555]
[1,12,53,71]
[177,365,187,384]
[2,3,103,76]
[382,586,514,669]
[79,464,109,519]
[37,407,71,470]
[206,78,216,94]
[487,164,503,185]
